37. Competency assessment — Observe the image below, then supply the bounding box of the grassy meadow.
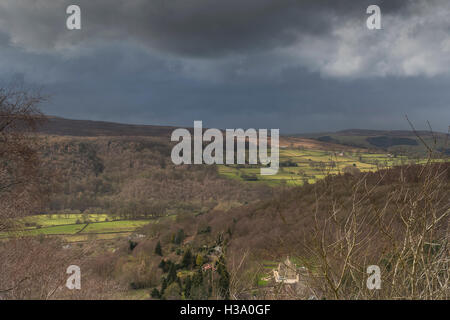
[1,213,155,242]
[219,147,430,186]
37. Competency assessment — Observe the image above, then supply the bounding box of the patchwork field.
[219,148,431,186]
[1,213,155,242]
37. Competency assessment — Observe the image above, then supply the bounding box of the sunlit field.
[0,214,154,242]
[219,148,435,186]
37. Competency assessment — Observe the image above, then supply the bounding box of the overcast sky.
[0,0,449,133]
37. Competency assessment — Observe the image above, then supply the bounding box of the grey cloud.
[1,40,448,133]
[1,0,449,78]
[0,0,449,133]
[0,0,425,55]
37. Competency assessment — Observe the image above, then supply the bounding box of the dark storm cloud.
[0,0,422,56]
[2,0,449,77]
[0,0,449,133]
[10,43,446,133]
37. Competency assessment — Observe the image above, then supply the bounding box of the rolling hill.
[38,116,449,154]
[300,128,449,155]
[37,116,178,137]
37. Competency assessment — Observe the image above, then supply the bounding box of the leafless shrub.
[301,141,449,299]
[0,84,47,231]
[0,84,119,299]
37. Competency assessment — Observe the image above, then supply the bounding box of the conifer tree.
[155,240,163,256]
[181,249,193,269]
[216,255,230,299]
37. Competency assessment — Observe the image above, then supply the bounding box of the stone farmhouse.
[273,257,299,284]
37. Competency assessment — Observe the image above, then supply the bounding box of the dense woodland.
[65,161,448,300]
[40,136,271,218]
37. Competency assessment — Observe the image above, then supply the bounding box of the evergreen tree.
[184,276,192,299]
[181,249,193,269]
[128,240,138,251]
[173,229,185,244]
[151,288,160,299]
[158,259,167,272]
[167,262,178,284]
[189,268,207,299]
[155,240,163,256]
[216,255,230,299]
[192,268,203,287]
[161,277,168,295]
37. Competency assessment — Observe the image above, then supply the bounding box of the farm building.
[273,257,299,284]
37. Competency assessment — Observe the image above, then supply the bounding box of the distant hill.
[335,129,447,137]
[299,128,449,155]
[36,117,449,155]
[37,116,178,137]
[36,116,358,152]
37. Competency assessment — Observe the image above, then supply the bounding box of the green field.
[219,148,432,186]
[21,213,110,227]
[1,213,154,242]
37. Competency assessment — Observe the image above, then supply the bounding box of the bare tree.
[0,84,46,231]
[301,160,449,299]
[0,84,124,299]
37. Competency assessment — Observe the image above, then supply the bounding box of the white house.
[273,257,299,284]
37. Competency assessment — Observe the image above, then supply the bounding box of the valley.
[1,117,448,300]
